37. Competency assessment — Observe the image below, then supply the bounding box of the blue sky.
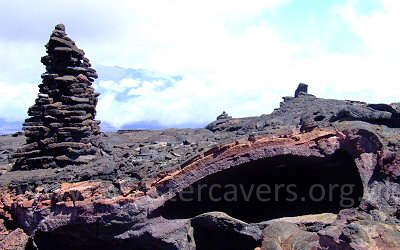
[0,0,399,130]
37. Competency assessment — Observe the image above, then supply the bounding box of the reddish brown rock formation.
[0,228,29,250]
[13,24,100,170]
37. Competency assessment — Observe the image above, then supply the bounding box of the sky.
[0,0,399,130]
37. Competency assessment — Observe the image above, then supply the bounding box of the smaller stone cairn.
[13,24,101,170]
[216,111,232,120]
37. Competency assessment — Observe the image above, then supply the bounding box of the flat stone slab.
[54,75,77,83]
[46,142,92,150]
[61,96,90,104]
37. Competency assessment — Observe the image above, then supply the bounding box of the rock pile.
[13,24,101,170]
[216,111,232,120]
[294,83,308,97]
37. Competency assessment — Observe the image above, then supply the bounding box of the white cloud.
[0,81,37,122]
[332,0,400,57]
[120,78,140,89]
[98,78,228,128]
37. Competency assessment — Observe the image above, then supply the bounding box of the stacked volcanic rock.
[216,111,232,120]
[13,24,101,170]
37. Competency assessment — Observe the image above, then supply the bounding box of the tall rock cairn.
[14,24,101,170]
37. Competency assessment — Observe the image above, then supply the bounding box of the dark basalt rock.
[13,24,100,170]
[294,82,308,97]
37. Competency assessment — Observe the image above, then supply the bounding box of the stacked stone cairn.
[13,24,101,170]
[216,111,232,120]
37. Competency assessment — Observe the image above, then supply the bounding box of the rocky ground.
[1,90,400,249]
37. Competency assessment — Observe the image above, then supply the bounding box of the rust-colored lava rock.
[1,26,400,250]
[13,24,101,170]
